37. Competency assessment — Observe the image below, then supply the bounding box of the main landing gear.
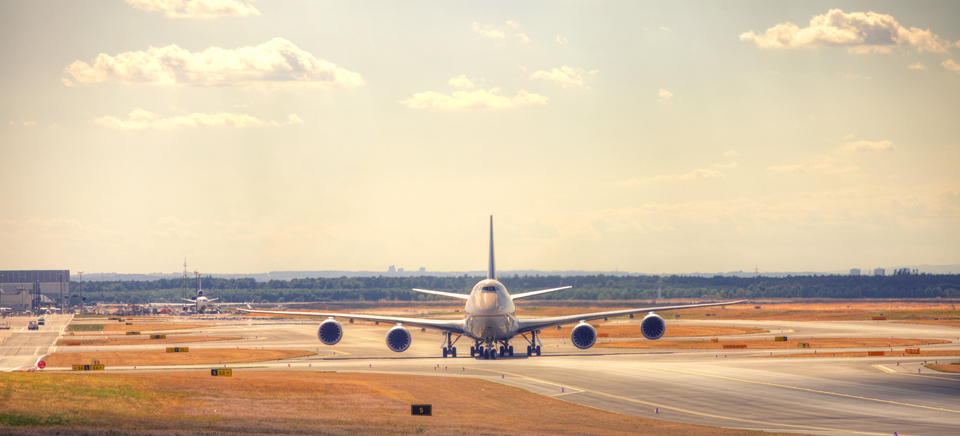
[441,332,459,358]
[472,340,514,359]
[525,331,542,356]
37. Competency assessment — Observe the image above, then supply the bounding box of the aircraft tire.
[526,345,532,356]
[451,347,457,358]
[536,346,541,356]
[443,348,448,358]
[470,347,476,357]
[490,349,497,360]
[508,345,514,356]
[483,349,489,359]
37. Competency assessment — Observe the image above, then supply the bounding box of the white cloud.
[556,35,568,45]
[616,168,726,186]
[723,150,738,157]
[740,9,953,54]
[844,140,896,152]
[767,156,859,175]
[93,108,304,130]
[657,88,673,103]
[712,162,738,168]
[943,59,960,75]
[62,37,363,90]
[472,22,506,39]
[8,119,36,127]
[529,66,596,88]
[400,88,548,111]
[126,0,260,19]
[908,62,927,70]
[660,26,671,31]
[842,134,855,140]
[448,75,475,89]
[474,21,530,44]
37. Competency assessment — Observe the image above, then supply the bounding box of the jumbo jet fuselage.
[464,279,518,342]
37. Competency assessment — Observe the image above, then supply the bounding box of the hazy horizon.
[2,1,958,275]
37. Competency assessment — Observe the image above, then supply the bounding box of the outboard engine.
[570,322,598,349]
[317,318,343,345]
[640,312,666,340]
[385,325,412,352]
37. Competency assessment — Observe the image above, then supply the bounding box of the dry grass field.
[926,363,960,373]
[55,336,240,347]
[539,324,766,339]
[602,337,950,350]
[898,320,960,327]
[0,371,810,436]
[102,323,208,332]
[44,348,314,367]
[764,350,960,358]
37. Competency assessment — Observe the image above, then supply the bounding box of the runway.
[29,316,960,435]
[0,314,70,372]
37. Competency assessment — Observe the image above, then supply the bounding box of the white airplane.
[244,217,743,359]
[182,285,218,314]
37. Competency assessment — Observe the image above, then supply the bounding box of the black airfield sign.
[411,404,432,416]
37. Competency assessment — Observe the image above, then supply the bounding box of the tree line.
[67,274,960,304]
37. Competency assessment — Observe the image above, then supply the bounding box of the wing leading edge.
[240,309,467,334]
[517,300,746,333]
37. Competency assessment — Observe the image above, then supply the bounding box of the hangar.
[0,270,69,312]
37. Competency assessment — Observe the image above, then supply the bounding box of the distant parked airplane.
[245,216,743,359]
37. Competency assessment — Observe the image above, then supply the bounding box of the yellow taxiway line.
[655,367,960,414]
[873,364,960,382]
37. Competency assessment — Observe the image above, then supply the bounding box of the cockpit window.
[481,286,498,292]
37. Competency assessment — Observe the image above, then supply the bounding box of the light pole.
[78,271,83,315]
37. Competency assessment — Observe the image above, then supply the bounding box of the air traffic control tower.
[0,270,70,311]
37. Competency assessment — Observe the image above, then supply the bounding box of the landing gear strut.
[441,332,459,358]
[525,331,542,356]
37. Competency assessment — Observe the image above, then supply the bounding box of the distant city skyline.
[1,1,958,274]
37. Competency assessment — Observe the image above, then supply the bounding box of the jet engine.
[385,325,412,352]
[640,312,666,340]
[570,322,597,349]
[317,318,343,345]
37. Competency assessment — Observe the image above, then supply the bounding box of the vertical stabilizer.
[488,215,496,280]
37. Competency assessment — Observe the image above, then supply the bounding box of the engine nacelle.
[385,325,412,352]
[640,312,666,340]
[570,322,597,349]
[317,318,343,345]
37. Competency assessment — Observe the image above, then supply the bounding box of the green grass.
[0,412,76,426]
[66,323,104,332]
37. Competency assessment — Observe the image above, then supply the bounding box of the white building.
[850,268,861,276]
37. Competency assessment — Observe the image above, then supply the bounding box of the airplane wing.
[511,286,572,300]
[412,289,470,300]
[240,309,467,334]
[517,300,745,333]
[181,298,197,303]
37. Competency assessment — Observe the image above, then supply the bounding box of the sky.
[1,0,958,275]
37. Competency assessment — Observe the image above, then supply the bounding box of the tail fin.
[488,215,496,280]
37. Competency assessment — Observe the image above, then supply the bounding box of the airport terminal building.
[0,270,69,311]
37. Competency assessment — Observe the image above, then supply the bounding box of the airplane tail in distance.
[488,215,496,280]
